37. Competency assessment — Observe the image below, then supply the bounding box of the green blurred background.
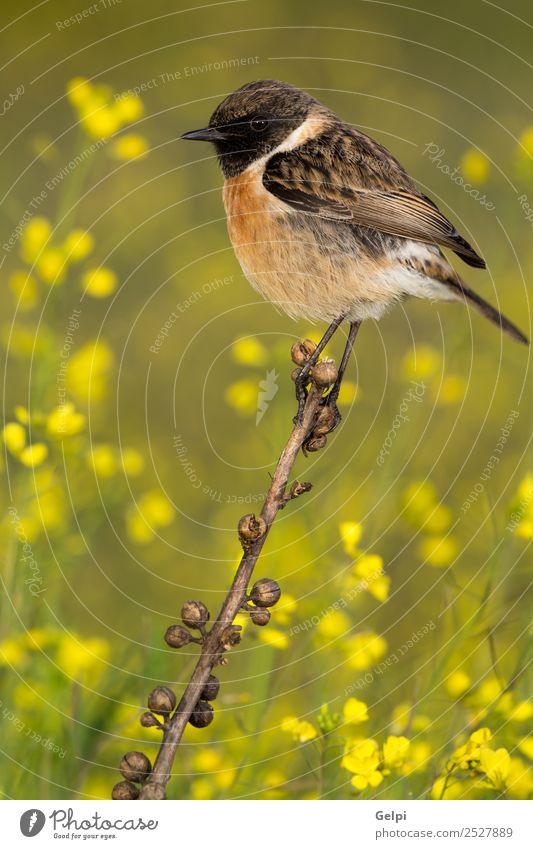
[0,0,531,800]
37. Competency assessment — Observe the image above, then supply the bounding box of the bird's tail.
[444,278,529,346]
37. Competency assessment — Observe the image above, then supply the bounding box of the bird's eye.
[251,116,269,132]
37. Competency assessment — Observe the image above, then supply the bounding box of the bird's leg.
[321,320,361,431]
[293,315,345,425]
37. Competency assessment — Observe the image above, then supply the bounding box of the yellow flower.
[507,757,533,799]
[115,94,144,123]
[343,698,369,724]
[63,229,94,261]
[110,133,149,160]
[281,716,317,743]
[46,403,86,437]
[82,267,118,298]
[192,749,222,772]
[339,520,363,555]
[56,635,109,683]
[80,103,122,139]
[274,593,297,626]
[36,247,67,285]
[461,148,490,184]
[126,491,175,542]
[403,345,441,380]
[258,627,288,650]
[436,375,467,405]
[232,336,268,366]
[402,741,431,774]
[517,737,533,760]
[338,379,358,406]
[67,340,114,404]
[18,443,48,467]
[66,76,93,107]
[120,447,144,476]
[126,512,154,544]
[0,638,25,666]
[87,444,117,477]
[138,489,175,527]
[507,701,533,722]
[342,738,383,790]
[9,270,38,310]
[3,422,26,455]
[317,609,351,639]
[446,670,471,698]
[190,778,214,800]
[225,379,258,416]
[20,217,52,262]
[353,552,390,601]
[383,735,410,769]
[419,534,458,567]
[450,727,492,769]
[345,631,387,670]
[480,748,510,791]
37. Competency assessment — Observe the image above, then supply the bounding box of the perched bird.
[182,80,528,424]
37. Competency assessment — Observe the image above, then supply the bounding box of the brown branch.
[112,343,337,800]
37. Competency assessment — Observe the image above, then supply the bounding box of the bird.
[182,79,528,426]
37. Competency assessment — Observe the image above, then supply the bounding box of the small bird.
[182,80,528,425]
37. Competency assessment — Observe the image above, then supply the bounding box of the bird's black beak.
[181,127,229,143]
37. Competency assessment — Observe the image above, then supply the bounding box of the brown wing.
[263,135,486,269]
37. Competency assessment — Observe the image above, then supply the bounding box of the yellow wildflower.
[66,76,93,107]
[342,738,383,790]
[232,336,268,366]
[9,270,38,310]
[446,670,471,698]
[338,380,358,406]
[138,489,175,527]
[402,741,431,774]
[339,520,363,555]
[110,134,149,160]
[19,443,48,467]
[3,422,26,455]
[20,217,52,263]
[63,229,94,261]
[67,340,114,404]
[345,631,387,670]
[190,778,214,800]
[87,444,117,477]
[507,701,533,722]
[0,639,25,666]
[36,247,67,285]
[281,716,317,743]
[120,447,144,476]
[258,628,288,650]
[353,552,390,601]
[480,748,510,791]
[225,379,258,416]
[461,148,490,183]
[115,94,144,123]
[56,635,109,682]
[383,735,410,769]
[507,757,533,799]
[403,345,441,380]
[436,374,467,404]
[46,403,86,437]
[450,727,492,769]
[82,267,118,298]
[317,609,351,639]
[419,534,458,567]
[343,698,368,725]
[517,737,533,760]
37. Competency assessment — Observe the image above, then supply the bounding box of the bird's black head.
[182,80,322,177]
